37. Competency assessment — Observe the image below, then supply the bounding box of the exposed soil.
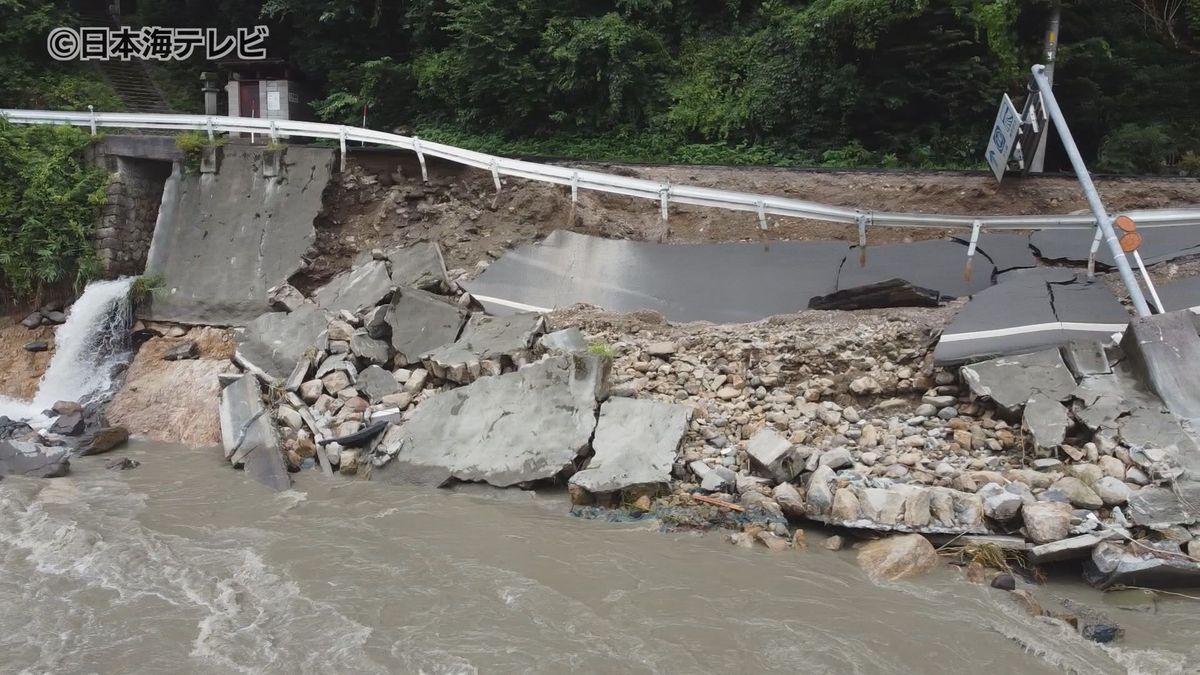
[295,152,1200,292]
[0,316,54,401]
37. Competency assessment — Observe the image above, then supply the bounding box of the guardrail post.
[412,136,429,184]
[206,116,214,141]
[1032,64,1152,317]
[1086,227,1104,278]
[489,160,502,209]
[339,126,347,173]
[659,183,670,223]
[269,120,279,143]
[856,212,872,267]
[964,219,982,281]
[88,105,96,136]
[756,200,767,231]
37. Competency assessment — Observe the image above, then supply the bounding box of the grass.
[128,274,164,307]
[588,342,613,357]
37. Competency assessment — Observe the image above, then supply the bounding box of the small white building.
[221,59,311,122]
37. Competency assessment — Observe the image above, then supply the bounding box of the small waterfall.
[0,278,135,421]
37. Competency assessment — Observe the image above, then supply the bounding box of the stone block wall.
[93,157,174,277]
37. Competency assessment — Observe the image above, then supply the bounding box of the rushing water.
[1,443,1197,674]
[0,278,134,421]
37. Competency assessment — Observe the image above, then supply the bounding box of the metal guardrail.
[4,107,1200,233]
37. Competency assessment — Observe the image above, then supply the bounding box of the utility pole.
[1030,0,1061,173]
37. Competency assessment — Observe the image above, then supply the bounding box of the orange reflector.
[1114,215,1141,253]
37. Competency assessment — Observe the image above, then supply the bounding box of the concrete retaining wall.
[142,144,335,325]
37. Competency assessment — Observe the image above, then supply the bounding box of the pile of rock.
[0,399,130,480]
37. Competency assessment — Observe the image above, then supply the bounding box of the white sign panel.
[985,94,1021,182]
[267,91,281,112]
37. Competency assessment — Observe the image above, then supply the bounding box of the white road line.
[940,321,1128,342]
[469,293,553,313]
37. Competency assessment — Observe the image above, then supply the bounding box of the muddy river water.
[0,442,1196,674]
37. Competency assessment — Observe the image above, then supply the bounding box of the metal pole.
[1030,1,1060,173]
[1031,64,1152,317]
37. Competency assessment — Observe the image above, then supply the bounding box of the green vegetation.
[0,119,108,301]
[175,131,226,173]
[128,273,165,307]
[587,342,614,358]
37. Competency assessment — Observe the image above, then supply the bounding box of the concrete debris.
[1120,310,1200,421]
[1127,484,1200,528]
[745,428,802,484]
[350,330,390,364]
[357,365,401,402]
[1030,533,1108,565]
[808,278,940,311]
[422,312,545,383]
[1022,394,1070,453]
[1083,541,1200,589]
[267,283,307,312]
[0,440,71,478]
[373,355,609,487]
[314,260,395,315]
[387,241,448,292]
[569,397,691,495]
[235,304,328,381]
[162,341,199,361]
[219,374,290,492]
[538,327,589,354]
[386,287,468,366]
[960,348,1076,416]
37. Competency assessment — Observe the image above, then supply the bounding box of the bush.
[1097,124,1179,174]
[0,120,108,301]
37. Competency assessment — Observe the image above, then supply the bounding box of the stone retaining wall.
[92,155,174,277]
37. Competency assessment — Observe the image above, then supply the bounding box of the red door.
[238,81,259,118]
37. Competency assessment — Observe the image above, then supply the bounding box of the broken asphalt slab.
[838,241,994,299]
[960,347,1077,416]
[935,268,1129,364]
[313,259,395,315]
[142,146,334,325]
[387,241,449,291]
[569,396,691,495]
[422,312,545,383]
[372,355,609,488]
[387,287,469,365]
[1120,310,1200,421]
[1031,225,1200,270]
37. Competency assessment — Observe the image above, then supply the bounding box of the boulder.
[1021,501,1072,544]
[386,288,468,365]
[979,482,1023,521]
[1084,541,1200,589]
[51,401,81,416]
[569,397,690,495]
[219,374,290,491]
[831,488,862,521]
[235,304,328,381]
[49,412,85,436]
[24,340,49,352]
[357,365,402,403]
[422,312,545,383]
[1030,533,1107,564]
[0,440,70,478]
[20,312,42,329]
[857,534,941,581]
[0,417,34,441]
[1051,476,1104,510]
[387,241,448,291]
[77,427,130,456]
[162,341,199,361]
[374,355,609,487]
[645,342,677,357]
[805,466,836,516]
[1093,476,1132,507]
[818,447,853,470]
[314,260,394,314]
[745,428,800,484]
[773,482,805,519]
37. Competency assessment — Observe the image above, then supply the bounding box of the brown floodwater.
[0,442,1195,674]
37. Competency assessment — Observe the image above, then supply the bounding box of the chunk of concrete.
[538,327,589,355]
[422,312,545,383]
[314,260,394,315]
[1127,484,1200,528]
[1121,310,1200,420]
[1030,533,1106,564]
[143,146,333,325]
[387,241,448,291]
[374,355,610,487]
[1083,541,1200,590]
[234,304,328,381]
[569,397,690,495]
[219,374,290,492]
[0,440,70,478]
[745,428,801,483]
[357,365,401,403]
[960,348,1077,416]
[267,283,306,312]
[1061,341,1112,377]
[386,288,468,365]
[1022,395,1070,452]
[350,330,391,364]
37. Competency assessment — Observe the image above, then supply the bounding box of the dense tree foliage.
[2,0,1198,171]
[0,120,107,300]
